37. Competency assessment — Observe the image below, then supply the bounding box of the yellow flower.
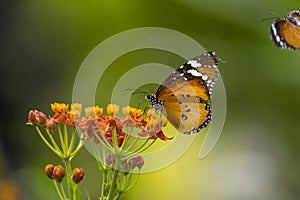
[95,106,103,118]
[131,108,143,121]
[85,107,96,119]
[70,103,82,119]
[51,103,69,115]
[122,106,132,117]
[107,104,119,117]
[146,109,158,119]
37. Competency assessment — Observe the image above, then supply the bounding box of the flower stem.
[67,128,76,155]
[107,153,121,200]
[63,124,69,153]
[53,180,64,200]
[60,182,67,200]
[64,159,73,199]
[69,138,84,160]
[46,129,63,155]
[100,170,108,198]
[35,126,61,157]
[58,124,67,154]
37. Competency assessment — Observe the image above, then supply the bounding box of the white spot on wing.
[188,60,202,68]
[187,69,202,77]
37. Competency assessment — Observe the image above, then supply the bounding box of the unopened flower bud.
[135,155,144,169]
[127,155,144,170]
[47,120,56,133]
[28,110,37,124]
[27,110,47,126]
[127,158,137,170]
[118,135,124,147]
[106,154,116,166]
[53,165,65,183]
[37,111,47,126]
[71,168,85,184]
[45,164,55,179]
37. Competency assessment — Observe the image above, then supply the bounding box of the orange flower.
[50,103,76,126]
[130,108,143,122]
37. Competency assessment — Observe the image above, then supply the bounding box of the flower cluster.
[77,104,172,146]
[27,102,172,200]
[28,103,171,143]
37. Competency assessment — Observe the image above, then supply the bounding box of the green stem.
[46,129,63,156]
[123,171,141,193]
[53,180,64,200]
[35,126,61,157]
[64,159,73,199]
[69,139,84,160]
[60,182,67,200]
[122,138,153,160]
[107,154,121,200]
[123,136,139,152]
[92,130,114,152]
[111,128,119,149]
[63,124,69,153]
[114,191,122,200]
[136,137,157,153]
[100,170,108,198]
[58,124,67,154]
[67,128,76,155]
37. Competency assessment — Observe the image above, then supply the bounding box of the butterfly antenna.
[124,88,149,109]
[124,88,148,95]
[261,11,279,22]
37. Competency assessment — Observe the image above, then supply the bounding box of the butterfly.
[145,52,220,134]
[270,10,300,49]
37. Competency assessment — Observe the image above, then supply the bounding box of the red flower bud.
[28,110,37,124]
[45,164,55,179]
[118,135,124,147]
[106,154,116,166]
[37,111,47,126]
[127,155,144,170]
[71,168,85,184]
[47,120,56,133]
[135,155,144,169]
[53,165,65,183]
[27,110,48,126]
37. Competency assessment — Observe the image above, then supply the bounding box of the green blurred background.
[1,0,300,199]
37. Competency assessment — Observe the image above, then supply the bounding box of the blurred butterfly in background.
[145,52,220,134]
[270,10,300,49]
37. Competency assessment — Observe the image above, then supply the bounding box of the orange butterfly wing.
[152,52,219,134]
[157,72,211,134]
[271,11,300,49]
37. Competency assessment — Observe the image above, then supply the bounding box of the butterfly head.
[287,16,299,26]
[145,94,163,110]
